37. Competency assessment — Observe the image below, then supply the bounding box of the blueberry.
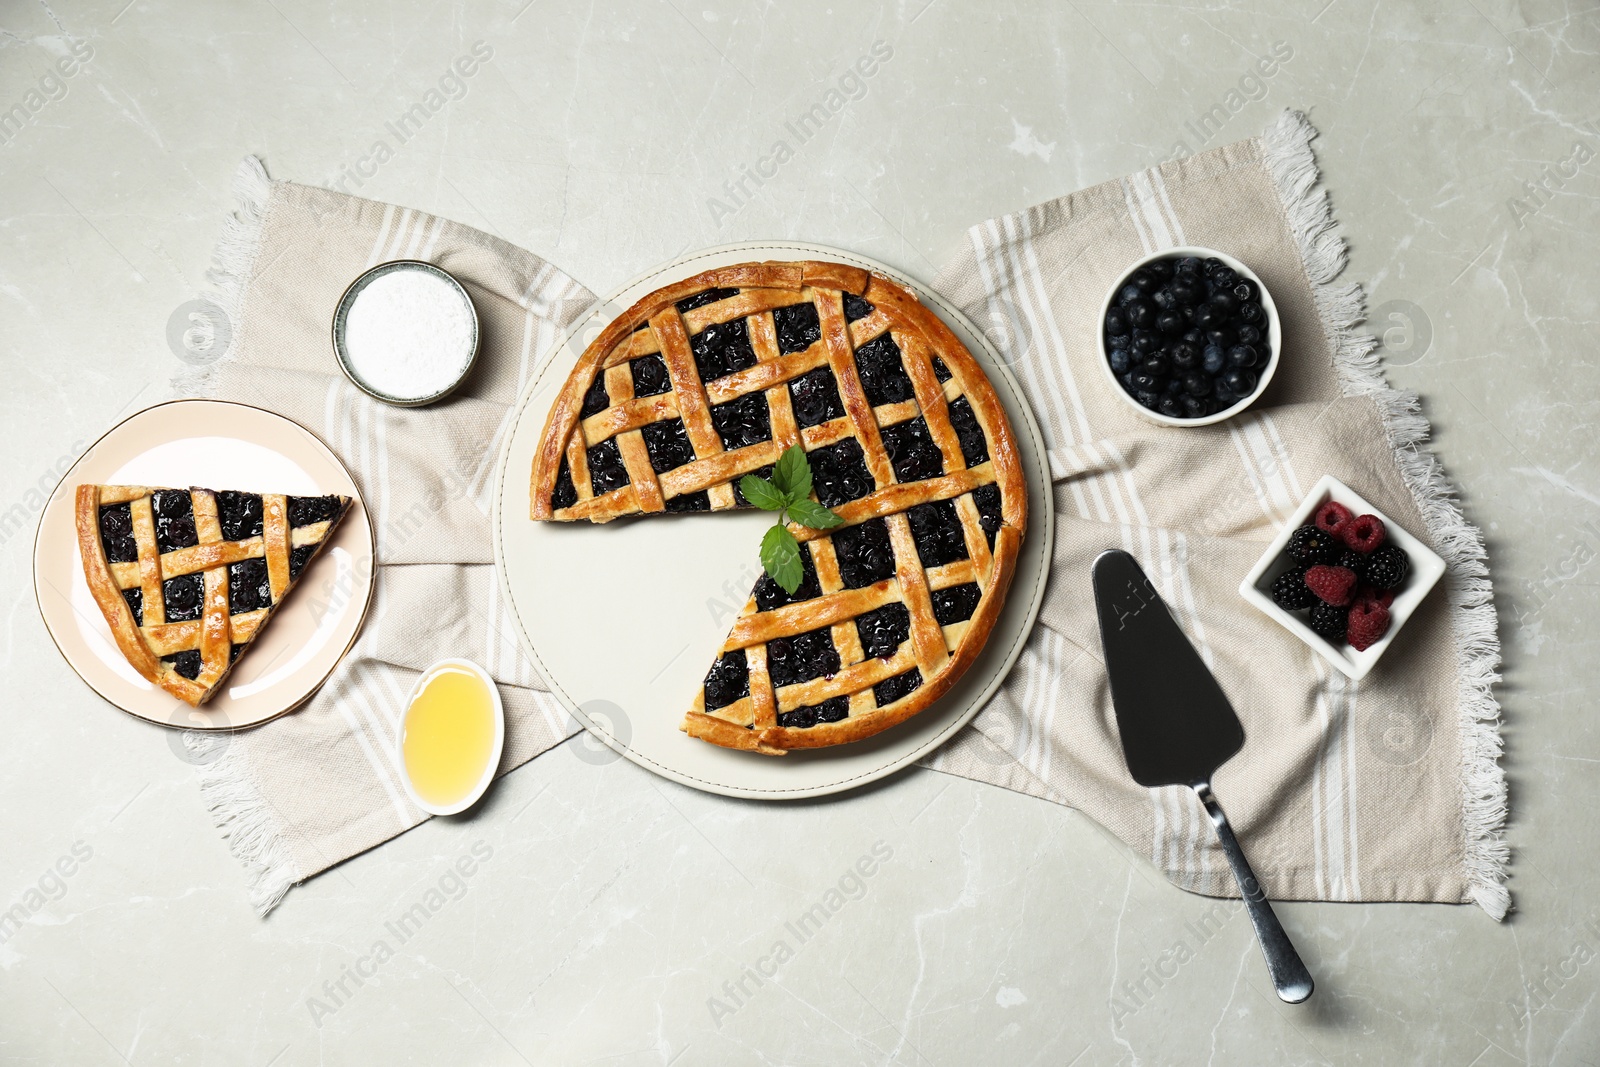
[1202,345,1225,374]
[1164,377,1184,395]
[1141,352,1170,377]
[1158,395,1184,418]
[1203,257,1222,272]
[1181,395,1207,418]
[1238,301,1263,324]
[1151,288,1175,310]
[1132,269,1157,292]
[1233,281,1255,302]
[1170,342,1198,371]
[1222,368,1256,396]
[1108,348,1131,374]
[1126,300,1154,329]
[1131,329,1157,354]
[1228,344,1259,368]
[1206,327,1233,348]
[1236,323,1262,346]
[1135,391,1161,409]
[1193,304,1221,329]
[1130,371,1162,393]
[1209,292,1237,314]
[1177,256,1202,273]
[1183,373,1211,397]
[1148,259,1174,279]
[1170,280,1201,305]
[1182,328,1203,345]
[1118,284,1142,304]
[1213,266,1237,287]
[1155,310,1184,335]
[1104,307,1129,336]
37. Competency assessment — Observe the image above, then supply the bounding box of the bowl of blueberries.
[1097,246,1280,426]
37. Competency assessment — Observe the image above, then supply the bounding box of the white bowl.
[396,658,505,816]
[1239,475,1446,681]
[1096,246,1282,427]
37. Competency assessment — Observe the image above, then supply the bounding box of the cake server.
[1091,549,1314,1004]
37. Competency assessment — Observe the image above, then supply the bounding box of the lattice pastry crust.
[529,261,1026,753]
[75,484,351,706]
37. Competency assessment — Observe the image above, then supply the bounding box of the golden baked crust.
[529,260,1026,753]
[75,484,351,706]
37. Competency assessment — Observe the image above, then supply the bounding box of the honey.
[400,663,497,809]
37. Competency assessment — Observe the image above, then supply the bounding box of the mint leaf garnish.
[772,444,812,504]
[738,474,788,512]
[760,524,803,594]
[788,499,843,530]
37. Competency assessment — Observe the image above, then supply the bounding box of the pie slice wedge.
[75,484,352,706]
[529,260,1026,753]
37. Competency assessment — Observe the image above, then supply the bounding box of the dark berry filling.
[766,627,840,688]
[778,697,849,729]
[98,503,137,563]
[788,367,846,428]
[287,495,345,527]
[676,286,740,313]
[122,588,143,626]
[689,317,758,382]
[216,490,264,541]
[732,464,774,507]
[946,396,989,468]
[552,457,578,510]
[908,499,968,567]
[230,642,246,664]
[843,294,875,322]
[709,392,773,451]
[162,573,204,622]
[641,418,697,473]
[833,518,895,588]
[880,417,945,483]
[586,439,631,496]
[665,490,711,512]
[152,490,198,554]
[972,484,1003,549]
[630,354,672,398]
[873,669,922,707]
[703,648,749,710]
[228,558,272,614]
[754,546,821,610]
[774,303,822,354]
[579,373,610,418]
[163,649,203,680]
[288,545,318,582]
[931,582,981,625]
[855,602,911,659]
[852,333,915,407]
[809,438,874,507]
[930,357,952,383]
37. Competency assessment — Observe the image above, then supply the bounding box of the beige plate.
[34,399,375,732]
[492,242,1054,799]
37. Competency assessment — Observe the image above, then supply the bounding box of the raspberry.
[1314,500,1354,536]
[1353,585,1395,611]
[1285,525,1339,566]
[1363,544,1410,590]
[1346,598,1392,651]
[1305,564,1358,606]
[1270,567,1316,610]
[1343,513,1386,553]
[1310,601,1348,643]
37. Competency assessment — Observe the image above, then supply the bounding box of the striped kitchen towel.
[179,162,595,913]
[921,110,1507,916]
[183,108,1506,918]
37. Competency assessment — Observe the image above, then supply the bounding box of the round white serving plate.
[491,242,1053,799]
[34,399,375,732]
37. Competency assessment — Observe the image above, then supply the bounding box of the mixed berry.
[1270,500,1411,652]
[1103,254,1270,420]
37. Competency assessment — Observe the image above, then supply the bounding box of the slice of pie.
[75,484,352,706]
[529,260,1026,753]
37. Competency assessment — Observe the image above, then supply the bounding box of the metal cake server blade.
[1092,549,1314,1004]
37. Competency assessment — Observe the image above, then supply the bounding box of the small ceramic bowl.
[1239,475,1446,681]
[1096,246,1281,428]
[396,658,505,816]
[332,260,480,407]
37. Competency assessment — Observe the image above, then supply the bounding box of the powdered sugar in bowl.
[332,260,480,406]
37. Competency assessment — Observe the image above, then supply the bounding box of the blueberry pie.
[75,484,352,706]
[530,260,1026,753]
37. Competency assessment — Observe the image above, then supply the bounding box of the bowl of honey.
[397,659,505,816]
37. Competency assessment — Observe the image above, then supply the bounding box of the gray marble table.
[2,1,1595,1063]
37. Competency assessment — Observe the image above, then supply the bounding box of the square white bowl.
[1239,474,1447,680]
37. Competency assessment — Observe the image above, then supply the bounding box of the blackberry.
[1309,601,1348,643]
[1285,525,1338,566]
[1270,567,1315,610]
[1364,544,1410,590]
[1335,548,1367,582]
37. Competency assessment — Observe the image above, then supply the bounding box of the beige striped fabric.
[184,162,596,913]
[187,109,1505,918]
[921,111,1506,916]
